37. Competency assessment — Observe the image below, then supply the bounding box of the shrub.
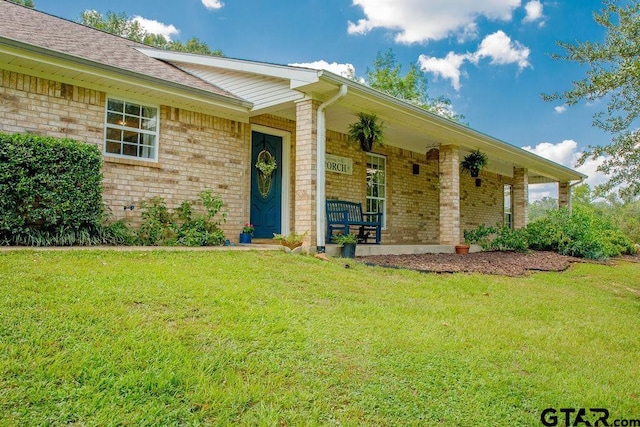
[489,226,528,252]
[135,189,227,246]
[0,133,104,246]
[526,207,635,260]
[464,224,528,252]
[465,208,635,260]
[464,224,497,248]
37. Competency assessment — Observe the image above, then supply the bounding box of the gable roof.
[0,0,250,111]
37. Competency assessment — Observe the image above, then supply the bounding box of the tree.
[78,10,222,57]
[8,0,35,7]
[543,0,640,199]
[528,196,558,222]
[365,50,464,123]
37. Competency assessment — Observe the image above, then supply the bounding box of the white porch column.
[439,145,461,244]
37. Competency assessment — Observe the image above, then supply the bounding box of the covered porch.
[142,52,586,252]
[284,74,586,252]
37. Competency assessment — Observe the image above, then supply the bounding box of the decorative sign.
[326,154,353,175]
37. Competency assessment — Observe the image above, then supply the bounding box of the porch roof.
[141,49,586,185]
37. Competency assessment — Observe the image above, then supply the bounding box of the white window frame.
[366,153,387,229]
[104,97,159,162]
[504,184,513,229]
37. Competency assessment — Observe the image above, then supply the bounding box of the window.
[504,184,513,228]
[104,98,158,161]
[366,153,386,229]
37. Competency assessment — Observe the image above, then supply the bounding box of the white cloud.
[523,140,578,166]
[523,139,610,193]
[471,30,530,69]
[132,16,179,40]
[418,52,468,91]
[523,0,545,24]
[347,0,521,44]
[288,60,356,80]
[418,31,530,90]
[554,105,567,114]
[202,0,224,10]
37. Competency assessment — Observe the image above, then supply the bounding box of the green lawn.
[1,250,639,425]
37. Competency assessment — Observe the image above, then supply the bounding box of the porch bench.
[326,199,382,244]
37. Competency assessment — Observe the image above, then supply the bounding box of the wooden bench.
[326,200,382,244]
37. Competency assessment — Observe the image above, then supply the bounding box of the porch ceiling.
[268,76,586,184]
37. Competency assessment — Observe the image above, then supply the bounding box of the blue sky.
[34,0,614,199]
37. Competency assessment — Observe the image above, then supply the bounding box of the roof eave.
[0,36,253,111]
[315,70,586,183]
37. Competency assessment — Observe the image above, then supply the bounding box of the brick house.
[0,1,585,252]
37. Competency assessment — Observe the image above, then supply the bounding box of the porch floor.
[247,239,482,256]
[325,243,482,257]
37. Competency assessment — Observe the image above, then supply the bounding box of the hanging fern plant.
[348,112,385,152]
[461,150,488,178]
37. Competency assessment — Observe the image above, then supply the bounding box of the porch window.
[504,184,513,228]
[104,98,158,161]
[366,153,386,229]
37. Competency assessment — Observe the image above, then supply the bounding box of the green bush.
[465,208,635,260]
[490,226,528,252]
[0,133,105,246]
[463,224,496,248]
[526,208,635,260]
[464,224,528,252]
[135,189,227,246]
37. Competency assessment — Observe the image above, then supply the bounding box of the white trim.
[250,124,291,236]
[366,153,387,229]
[103,96,160,163]
[136,47,320,85]
[316,85,348,249]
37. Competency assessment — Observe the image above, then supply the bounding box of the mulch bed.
[358,251,592,276]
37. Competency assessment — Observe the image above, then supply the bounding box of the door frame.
[250,124,291,236]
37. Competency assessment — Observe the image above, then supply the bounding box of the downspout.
[316,84,348,253]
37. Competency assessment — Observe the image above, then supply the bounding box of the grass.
[1,249,639,425]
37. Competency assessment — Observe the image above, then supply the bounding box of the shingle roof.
[0,0,242,102]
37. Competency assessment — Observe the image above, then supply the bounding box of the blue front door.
[250,131,282,238]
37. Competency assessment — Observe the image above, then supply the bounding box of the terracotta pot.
[455,244,470,254]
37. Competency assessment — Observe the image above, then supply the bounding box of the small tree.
[543,0,640,199]
[366,49,465,123]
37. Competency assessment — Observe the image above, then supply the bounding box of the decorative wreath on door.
[255,149,277,198]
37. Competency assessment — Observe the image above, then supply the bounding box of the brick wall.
[460,170,510,237]
[0,70,247,238]
[1,69,513,246]
[325,137,441,244]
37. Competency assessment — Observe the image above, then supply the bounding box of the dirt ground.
[358,251,595,276]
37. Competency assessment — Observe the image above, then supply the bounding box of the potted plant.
[347,112,384,152]
[454,242,470,255]
[332,233,358,258]
[239,222,254,244]
[461,150,488,178]
[273,231,306,252]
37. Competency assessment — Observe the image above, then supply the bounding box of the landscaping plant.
[0,133,105,246]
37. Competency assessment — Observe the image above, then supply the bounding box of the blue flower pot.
[239,233,252,244]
